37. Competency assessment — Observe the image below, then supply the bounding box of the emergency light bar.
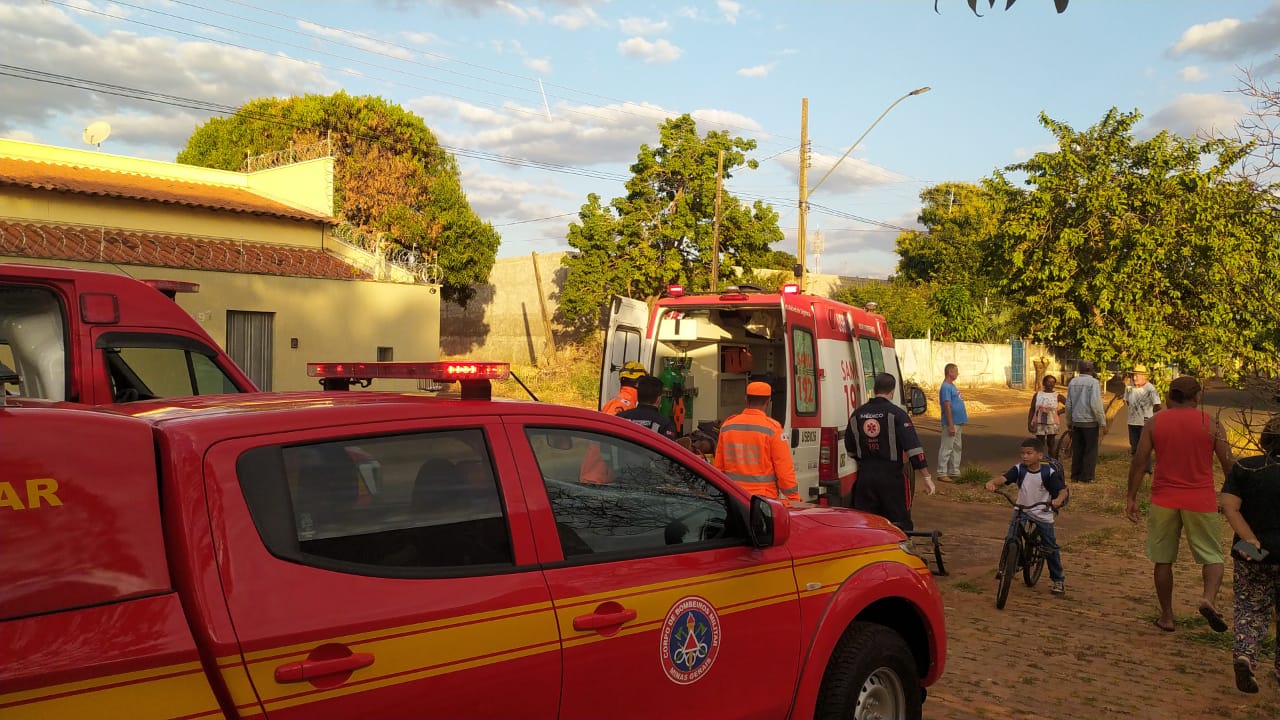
[306,361,510,396]
[665,284,685,297]
[780,283,800,294]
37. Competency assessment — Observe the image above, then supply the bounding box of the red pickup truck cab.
[0,362,946,719]
[0,263,254,404]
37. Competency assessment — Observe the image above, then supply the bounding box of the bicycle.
[993,490,1059,610]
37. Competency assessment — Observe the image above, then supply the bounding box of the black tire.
[815,622,923,720]
[1056,431,1073,472]
[1024,544,1046,587]
[995,538,1018,610]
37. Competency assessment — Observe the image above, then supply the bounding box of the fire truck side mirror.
[747,495,791,548]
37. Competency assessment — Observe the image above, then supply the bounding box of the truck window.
[0,285,68,400]
[792,327,817,416]
[106,346,240,401]
[525,428,737,559]
[859,337,886,398]
[237,428,512,575]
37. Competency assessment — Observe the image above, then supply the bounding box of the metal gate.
[226,310,274,391]
[1010,338,1025,389]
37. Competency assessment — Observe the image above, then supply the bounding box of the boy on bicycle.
[985,437,1071,595]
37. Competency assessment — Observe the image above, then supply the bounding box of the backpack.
[1016,459,1069,507]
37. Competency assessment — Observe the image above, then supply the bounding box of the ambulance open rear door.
[599,296,652,411]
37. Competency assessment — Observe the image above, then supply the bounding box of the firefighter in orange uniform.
[602,361,647,415]
[714,381,800,504]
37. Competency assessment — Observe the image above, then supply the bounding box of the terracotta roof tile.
[0,157,334,223]
[0,222,371,281]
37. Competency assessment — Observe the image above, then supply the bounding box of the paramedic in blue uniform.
[845,373,936,530]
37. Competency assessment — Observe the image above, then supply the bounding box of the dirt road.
[907,385,1280,719]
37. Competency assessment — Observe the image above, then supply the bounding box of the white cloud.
[0,129,40,143]
[551,7,604,30]
[689,109,763,133]
[456,169,576,222]
[618,37,683,64]
[298,20,416,61]
[1011,141,1059,161]
[619,17,670,35]
[677,7,701,21]
[525,57,552,74]
[1141,93,1247,138]
[495,2,545,22]
[737,63,775,78]
[401,31,438,45]
[787,148,905,195]
[0,3,335,151]
[1169,3,1280,60]
[717,0,741,24]
[1178,65,1209,82]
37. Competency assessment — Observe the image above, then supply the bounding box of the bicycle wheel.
[1023,525,1046,587]
[1056,431,1073,472]
[995,538,1019,609]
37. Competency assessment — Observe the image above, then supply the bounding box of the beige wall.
[0,257,440,392]
[896,338,1058,388]
[0,138,334,217]
[0,187,326,247]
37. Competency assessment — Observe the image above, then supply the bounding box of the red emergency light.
[307,361,510,397]
[141,279,201,297]
[665,284,685,297]
[780,283,800,294]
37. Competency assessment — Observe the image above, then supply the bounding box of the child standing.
[985,437,1070,595]
[1028,375,1067,458]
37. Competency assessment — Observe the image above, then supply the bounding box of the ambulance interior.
[650,305,790,435]
[0,285,66,401]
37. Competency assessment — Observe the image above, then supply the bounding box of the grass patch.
[953,465,992,485]
[486,342,601,408]
[953,581,983,594]
[1064,527,1120,550]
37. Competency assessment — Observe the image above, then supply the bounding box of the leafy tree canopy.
[989,108,1280,378]
[834,280,938,340]
[936,0,1068,15]
[178,91,499,305]
[559,115,784,330]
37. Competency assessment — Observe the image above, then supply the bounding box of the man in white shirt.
[1124,364,1162,473]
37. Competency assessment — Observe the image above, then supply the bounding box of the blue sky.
[3,0,1278,278]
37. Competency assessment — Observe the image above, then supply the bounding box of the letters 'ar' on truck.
[600,284,924,506]
[0,263,254,405]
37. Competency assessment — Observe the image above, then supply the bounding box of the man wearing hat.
[714,381,800,504]
[1124,364,1163,467]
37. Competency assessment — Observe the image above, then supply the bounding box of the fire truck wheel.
[815,621,922,720]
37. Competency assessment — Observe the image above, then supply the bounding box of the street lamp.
[797,86,930,291]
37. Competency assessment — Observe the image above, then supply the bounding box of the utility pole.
[711,149,724,291]
[797,98,810,293]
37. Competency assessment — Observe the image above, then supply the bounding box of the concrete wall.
[439,252,868,363]
[896,338,1062,388]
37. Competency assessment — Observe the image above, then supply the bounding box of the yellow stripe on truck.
[0,662,223,720]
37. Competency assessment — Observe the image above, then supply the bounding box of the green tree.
[178,91,499,305]
[893,181,1016,342]
[990,108,1280,378]
[558,115,784,330]
[833,280,938,339]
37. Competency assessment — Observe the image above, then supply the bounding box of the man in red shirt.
[1126,375,1235,633]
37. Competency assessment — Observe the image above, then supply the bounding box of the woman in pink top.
[1126,376,1234,633]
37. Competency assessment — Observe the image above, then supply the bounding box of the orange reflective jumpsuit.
[713,408,800,503]
[601,386,639,416]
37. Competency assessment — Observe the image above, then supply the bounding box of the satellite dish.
[82,121,111,150]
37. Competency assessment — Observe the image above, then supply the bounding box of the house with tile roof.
[0,138,441,392]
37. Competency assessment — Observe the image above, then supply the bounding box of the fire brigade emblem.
[659,596,721,685]
[861,417,882,438]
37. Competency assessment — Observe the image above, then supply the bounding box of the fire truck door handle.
[791,428,800,448]
[274,652,375,683]
[572,606,637,632]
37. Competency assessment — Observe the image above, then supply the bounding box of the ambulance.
[600,284,926,506]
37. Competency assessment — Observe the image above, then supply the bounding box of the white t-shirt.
[1016,467,1055,523]
[1125,383,1162,426]
[1032,391,1060,428]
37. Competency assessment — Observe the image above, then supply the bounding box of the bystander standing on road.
[937,363,967,481]
[1126,375,1234,634]
[1124,364,1162,473]
[846,373,935,530]
[1066,361,1107,483]
[1218,414,1280,694]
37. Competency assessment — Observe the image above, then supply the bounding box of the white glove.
[922,473,937,496]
